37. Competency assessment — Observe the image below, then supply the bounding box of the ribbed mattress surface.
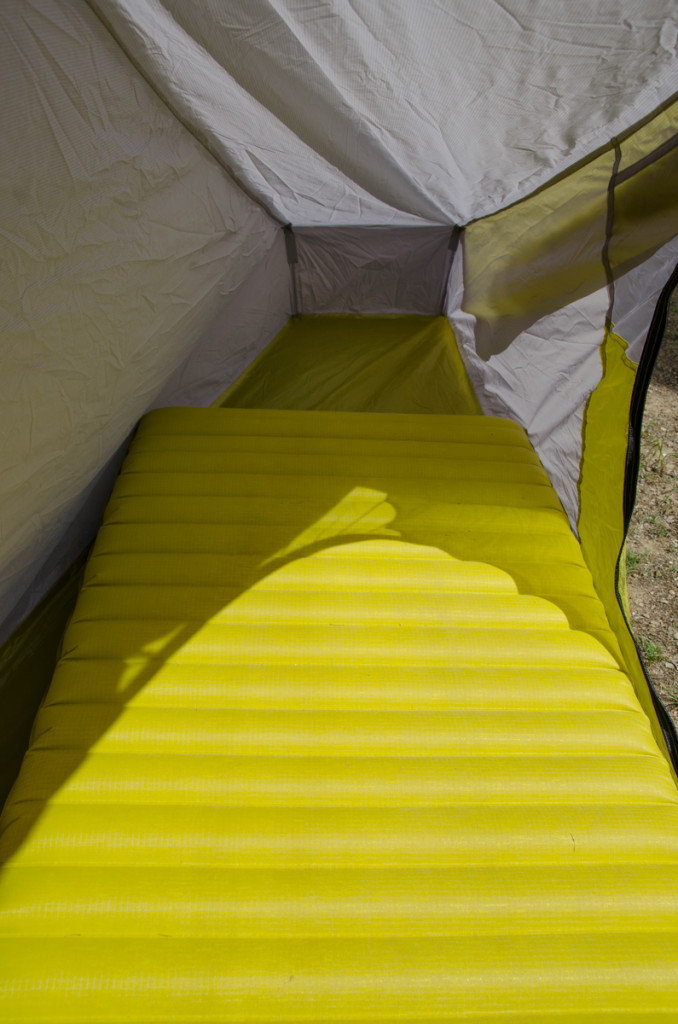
[1,407,678,1021]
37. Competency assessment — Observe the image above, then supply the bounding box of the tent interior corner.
[1,1,678,1019]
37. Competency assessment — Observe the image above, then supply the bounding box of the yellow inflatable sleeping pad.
[1,406,677,1021]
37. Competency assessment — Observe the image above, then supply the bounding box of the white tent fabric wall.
[293,227,454,314]
[150,233,292,411]
[0,0,279,642]
[446,229,678,531]
[446,250,610,528]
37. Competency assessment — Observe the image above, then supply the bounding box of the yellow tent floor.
[1,405,678,1021]
[217,315,482,415]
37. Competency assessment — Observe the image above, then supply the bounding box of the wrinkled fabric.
[92,0,678,224]
[0,0,278,639]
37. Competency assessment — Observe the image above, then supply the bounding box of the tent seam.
[616,131,678,185]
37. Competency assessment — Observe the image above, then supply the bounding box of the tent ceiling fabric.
[89,0,677,225]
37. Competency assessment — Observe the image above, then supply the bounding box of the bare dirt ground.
[626,292,678,727]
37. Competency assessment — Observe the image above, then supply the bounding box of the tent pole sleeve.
[616,132,678,184]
